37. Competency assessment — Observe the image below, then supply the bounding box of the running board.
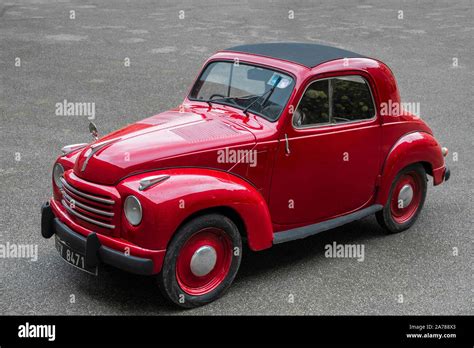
[273,204,383,244]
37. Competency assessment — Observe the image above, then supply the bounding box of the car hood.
[73,106,256,185]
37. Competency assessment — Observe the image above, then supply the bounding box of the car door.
[269,74,382,226]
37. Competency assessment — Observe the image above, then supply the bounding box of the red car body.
[41,43,449,307]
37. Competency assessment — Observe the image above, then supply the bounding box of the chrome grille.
[60,177,114,205]
[61,190,114,217]
[60,177,116,229]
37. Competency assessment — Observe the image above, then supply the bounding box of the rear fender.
[376,131,445,205]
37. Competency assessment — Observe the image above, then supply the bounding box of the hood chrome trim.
[61,143,88,156]
[81,138,120,172]
[139,175,170,191]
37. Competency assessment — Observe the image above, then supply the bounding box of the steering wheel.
[209,94,226,100]
[209,93,238,106]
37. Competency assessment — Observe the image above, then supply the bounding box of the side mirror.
[89,122,98,140]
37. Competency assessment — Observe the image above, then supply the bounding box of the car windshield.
[189,61,295,121]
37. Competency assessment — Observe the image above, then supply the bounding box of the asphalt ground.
[0,0,472,315]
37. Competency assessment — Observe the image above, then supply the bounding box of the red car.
[41,43,450,307]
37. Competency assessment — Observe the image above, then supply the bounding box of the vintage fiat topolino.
[41,43,450,307]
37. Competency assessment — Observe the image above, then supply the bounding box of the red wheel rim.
[176,227,233,296]
[390,171,422,224]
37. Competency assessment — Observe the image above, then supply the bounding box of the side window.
[332,76,375,122]
[294,75,375,127]
[293,80,329,127]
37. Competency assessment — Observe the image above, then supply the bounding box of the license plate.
[55,235,98,275]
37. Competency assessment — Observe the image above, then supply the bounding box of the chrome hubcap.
[398,184,414,208]
[190,246,217,277]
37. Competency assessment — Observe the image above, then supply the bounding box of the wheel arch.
[420,161,433,177]
[376,131,444,205]
[124,168,274,252]
[176,206,248,245]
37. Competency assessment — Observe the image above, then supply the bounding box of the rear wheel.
[158,214,242,308]
[376,164,427,234]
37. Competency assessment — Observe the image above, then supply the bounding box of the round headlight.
[124,195,142,226]
[53,163,64,188]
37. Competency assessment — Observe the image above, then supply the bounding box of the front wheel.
[158,214,242,308]
[376,164,427,234]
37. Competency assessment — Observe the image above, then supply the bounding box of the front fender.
[117,168,273,252]
[376,131,445,205]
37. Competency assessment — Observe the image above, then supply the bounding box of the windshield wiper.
[242,76,282,116]
[209,96,236,104]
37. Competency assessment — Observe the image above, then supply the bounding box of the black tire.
[158,213,242,308]
[376,163,427,234]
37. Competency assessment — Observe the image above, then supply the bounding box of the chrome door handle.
[285,134,291,155]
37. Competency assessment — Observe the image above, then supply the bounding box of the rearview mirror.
[247,68,272,81]
[89,122,98,140]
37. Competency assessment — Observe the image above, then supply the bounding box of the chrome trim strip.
[62,190,114,217]
[61,143,88,155]
[61,199,115,229]
[138,175,170,191]
[60,177,115,205]
[81,138,119,172]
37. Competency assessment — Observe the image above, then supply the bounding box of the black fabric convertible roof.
[223,43,366,68]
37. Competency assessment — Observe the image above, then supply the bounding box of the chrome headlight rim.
[124,195,142,226]
[53,163,65,188]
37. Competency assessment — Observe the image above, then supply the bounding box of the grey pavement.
[0,0,472,315]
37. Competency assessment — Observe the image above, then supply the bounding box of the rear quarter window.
[294,75,375,127]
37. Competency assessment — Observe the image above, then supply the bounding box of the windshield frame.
[187,59,297,122]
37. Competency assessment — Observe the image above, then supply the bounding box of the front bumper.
[41,200,164,275]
